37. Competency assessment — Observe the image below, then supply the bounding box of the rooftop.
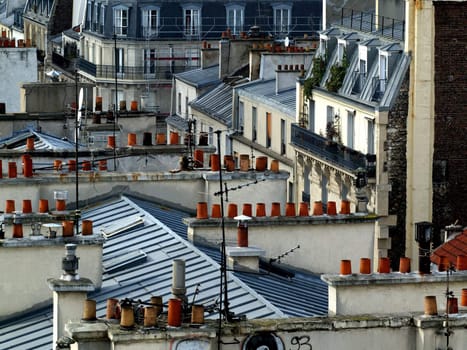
[0,194,327,349]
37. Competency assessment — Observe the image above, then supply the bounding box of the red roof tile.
[431,229,467,268]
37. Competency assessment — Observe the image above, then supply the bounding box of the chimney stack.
[226,215,265,272]
[48,245,94,348]
[171,259,187,303]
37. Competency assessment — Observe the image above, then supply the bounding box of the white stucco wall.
[0,48,38,112]
[187,216,375,274]
[323,271,467,315]
[0,239,102,320]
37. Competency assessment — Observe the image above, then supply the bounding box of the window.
[308,100,315,132]
[252,106,257,141]
[143,49,156,76]
[99,5,105,33]
[86,1,92,29]
[280,119,286,155]
[226,4,244,35]
[115,47,124,76]
[272,4,291,34]
[238,101,244,133]
[266,112,272,148]
[142,7,159,37]
[367,119,374,154]
[347,110,354,148]
[185,96,189,117]
[321,174,328,204]
[379,53,388,93]
[326,106,334,125]
[208,126,213,146]
[185,48,199,68]
[114,6,128,36]
[183,6,200,37]
[337,41,345,63]
[177,92,182,115]
[92,3,99,31]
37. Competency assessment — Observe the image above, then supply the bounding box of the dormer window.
[226,4,244,35]
[378,52,388,93]
[352,45,368,93]
[141,6,159,37]
[272,4,292,34]
[183,5,201,37]
[319,37,327,58]
[114,5,129,36]
[337,40,345,63]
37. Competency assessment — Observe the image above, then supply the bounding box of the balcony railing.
[291,123,372,172]
[77,58,199,80]
[338,8,405,41]
[83,15,321,40]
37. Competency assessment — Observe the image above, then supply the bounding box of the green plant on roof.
[325,51,349,93]
[303,55,326,100]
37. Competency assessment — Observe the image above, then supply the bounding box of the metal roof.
[236,79,296,116]
[190,82,234,126]
[0,195,328,349]
[175,65,220,89]
[0,129,79,151]
[165,114,189,130]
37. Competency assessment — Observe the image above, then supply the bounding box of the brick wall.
[433,2,467,241]
[387,72,409,266]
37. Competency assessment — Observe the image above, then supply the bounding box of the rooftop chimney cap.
[61,244,80,281]
[234,215,252,221]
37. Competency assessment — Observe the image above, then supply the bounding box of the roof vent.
[61,244,80,281]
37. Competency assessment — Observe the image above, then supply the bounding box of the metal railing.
[83,15,321,40]
[338,8,405,41]
[77,58,200,80]
[291,123,370,172]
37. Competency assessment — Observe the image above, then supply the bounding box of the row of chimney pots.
[196,200,352,219]
[2,198,93,238]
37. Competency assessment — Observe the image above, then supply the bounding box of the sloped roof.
[190,82,234,126]
[0,129,79,151]
[236,79,296,116]
[175,65,220,89]
[0,195,327,349]
[431,229,467,266]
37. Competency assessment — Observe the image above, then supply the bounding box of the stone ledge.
[0,234,104,247]
[321,271,467,286]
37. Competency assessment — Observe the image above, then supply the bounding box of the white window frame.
[379,51,388,93]
[115,47,124,77]
[346,110,355,149]
[367,119,375,154]
[252,106,257,141]
[183,5,201,37]
[99,4,106,33]
[272,4,292,34]
[86,1,92,29]
[141,6,159,37]
[143,48,156,77]
[114,6,129,36]
[225,4,244,35]
[92,3,99,31]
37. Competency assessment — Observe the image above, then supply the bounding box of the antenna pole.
[74,69,79,235]
[113,32,118,171]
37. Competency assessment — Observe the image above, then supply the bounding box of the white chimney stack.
[48,245,95,348]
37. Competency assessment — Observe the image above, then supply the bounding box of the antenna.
[74,70,80,236]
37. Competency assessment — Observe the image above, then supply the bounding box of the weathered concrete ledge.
[0,234,104,248]
[322,270,467,286]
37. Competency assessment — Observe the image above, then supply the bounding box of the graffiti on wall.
[243,333,312,350]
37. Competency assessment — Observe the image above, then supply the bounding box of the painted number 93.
[290,336,312,350]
